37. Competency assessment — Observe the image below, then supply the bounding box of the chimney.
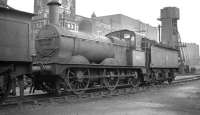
[0,0,7,7]
[47,0,61,25]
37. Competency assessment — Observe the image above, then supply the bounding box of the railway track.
[1,75,200,108]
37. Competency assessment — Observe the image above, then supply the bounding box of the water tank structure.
[159,7,180,48]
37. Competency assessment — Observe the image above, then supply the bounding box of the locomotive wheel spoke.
[103,70,119,91]
[168,78,173,84]
[67,69,90,95]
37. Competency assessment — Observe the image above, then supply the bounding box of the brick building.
[77,13,158,41]
[183,43,200,68]
[95,14,158,41]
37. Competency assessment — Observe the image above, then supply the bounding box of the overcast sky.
[8,0,200,46]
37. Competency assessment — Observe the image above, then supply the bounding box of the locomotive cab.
[106,29,136,49]
[106,30,146,67]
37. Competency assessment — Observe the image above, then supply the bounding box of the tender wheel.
[168,78,173,84]
[0,74,11,104]
[103,69,119,91]
[55,78,64,95]
[66,68,90,95]
[168,71,175,84]
[128,72,140,88]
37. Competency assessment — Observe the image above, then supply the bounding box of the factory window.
[71,24,75,30]
[41,21,44,27]
[36,23,40,28]
[97,31,102,37]
[39,22,43,28]
[32,23,36,29]
[75,25,78,31]
[68,23,71,28]
[172,19,178,34]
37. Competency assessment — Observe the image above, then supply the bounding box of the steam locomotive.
[31,1,179,94]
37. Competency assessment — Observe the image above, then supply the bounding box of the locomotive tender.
[32,1,179,94]
[0,6,33,102]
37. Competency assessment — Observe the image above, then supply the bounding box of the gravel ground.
[1,80,200,115]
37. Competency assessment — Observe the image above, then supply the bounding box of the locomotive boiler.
[32,0,179,95]
[36,24,114,65]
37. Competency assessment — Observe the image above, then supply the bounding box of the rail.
[0,75,200,108]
